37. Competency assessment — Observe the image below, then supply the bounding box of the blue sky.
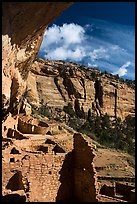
[38,2,135,80]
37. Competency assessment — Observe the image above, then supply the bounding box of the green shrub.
[91,72,97,80]
[63,103,76,117]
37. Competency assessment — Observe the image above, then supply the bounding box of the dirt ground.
[94,147,135,177]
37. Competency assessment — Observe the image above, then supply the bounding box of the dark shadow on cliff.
[56,151,75,202]
[54,76,66,102]
[63,76,82,100]
[94,79,103,108]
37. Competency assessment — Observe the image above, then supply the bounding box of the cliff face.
[25,59,135,121]
[2,2,72,117]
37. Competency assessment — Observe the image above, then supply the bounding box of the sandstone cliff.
[25,58,135,121]
[2,2,72,117]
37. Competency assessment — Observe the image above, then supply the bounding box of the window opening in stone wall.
[10,158,15,162]
[10,147,20,154]
[37,145,48,153]
[46,131,52,135]
[52,144,65,154]
[45,139,56,145]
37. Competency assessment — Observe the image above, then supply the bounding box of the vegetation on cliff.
[31,99,135,157]
[77,114,135,156]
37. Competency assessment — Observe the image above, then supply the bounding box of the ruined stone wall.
[115,182,135,201]
[73,133,98,202]
[2,132,98,202]
[2,153,73,202]
[17,117,49,134]
[2,114,19,138]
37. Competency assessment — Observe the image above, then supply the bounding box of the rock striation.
[25,59,135,121]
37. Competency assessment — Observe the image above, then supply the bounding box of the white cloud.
[113,61,131,77]
[42,23,86,61]
[89,47,109,62]
[41,23,85,49]
[116,67,127,77]
[88,63,98,68]
[38,20,135,80]
[60,23,85,44]
[110,45,126,52]
[45,46,85,61]
[42,25,61,46]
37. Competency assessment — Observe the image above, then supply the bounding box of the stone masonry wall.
[73,133,98,202]
[2,152,74,202]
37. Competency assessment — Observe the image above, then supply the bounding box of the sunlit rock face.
[2,2,72,117]
[26,59,135,121]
